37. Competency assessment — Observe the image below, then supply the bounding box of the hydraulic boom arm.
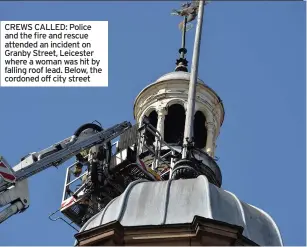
[0,121,131,224]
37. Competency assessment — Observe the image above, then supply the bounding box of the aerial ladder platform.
[0,118,191,229]
[0,121,131,225]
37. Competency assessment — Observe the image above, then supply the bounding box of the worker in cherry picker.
[72,151,90,218]
[72,149,89,183]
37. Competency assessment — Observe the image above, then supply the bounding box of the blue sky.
[0,1,305,246]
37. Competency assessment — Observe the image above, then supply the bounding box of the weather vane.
[171,1,200,31]
[171,1,209,72]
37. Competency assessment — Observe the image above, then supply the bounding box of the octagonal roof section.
[78,176,283,246]
[133,71,225,125]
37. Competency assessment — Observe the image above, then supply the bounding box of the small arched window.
[143,110,158,146]
[164,104,186,144]
[194,111,207,149]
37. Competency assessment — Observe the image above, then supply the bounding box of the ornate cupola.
[133,1,224,185]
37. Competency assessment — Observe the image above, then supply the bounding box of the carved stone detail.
[205,121,215,132]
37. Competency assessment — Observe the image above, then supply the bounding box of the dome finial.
[171,1,200,72]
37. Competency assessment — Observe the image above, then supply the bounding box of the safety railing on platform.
[137,122,181,176]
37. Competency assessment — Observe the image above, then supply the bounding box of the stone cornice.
[75,216,258,246]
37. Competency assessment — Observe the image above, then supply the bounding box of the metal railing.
[137,122,180,174]
[61,141,119,203]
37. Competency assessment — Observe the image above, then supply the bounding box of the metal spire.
[175,15,188,72]
[182,0,206,159]
[171,1,200,72]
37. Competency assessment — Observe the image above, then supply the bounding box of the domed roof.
[133,71,225,123]
[155,71,205,84]
[78,176,283,246]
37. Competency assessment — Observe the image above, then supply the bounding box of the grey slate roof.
[79,176,283,246]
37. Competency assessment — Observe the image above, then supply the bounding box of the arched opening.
[194,111,207,149]
[164,104,186,145]
[144,110,158,146]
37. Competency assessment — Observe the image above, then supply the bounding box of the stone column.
[205,122,216,157]
[152,107,167,169]
[156,107,167,140]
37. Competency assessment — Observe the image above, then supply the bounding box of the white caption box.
[0,21,108,87]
